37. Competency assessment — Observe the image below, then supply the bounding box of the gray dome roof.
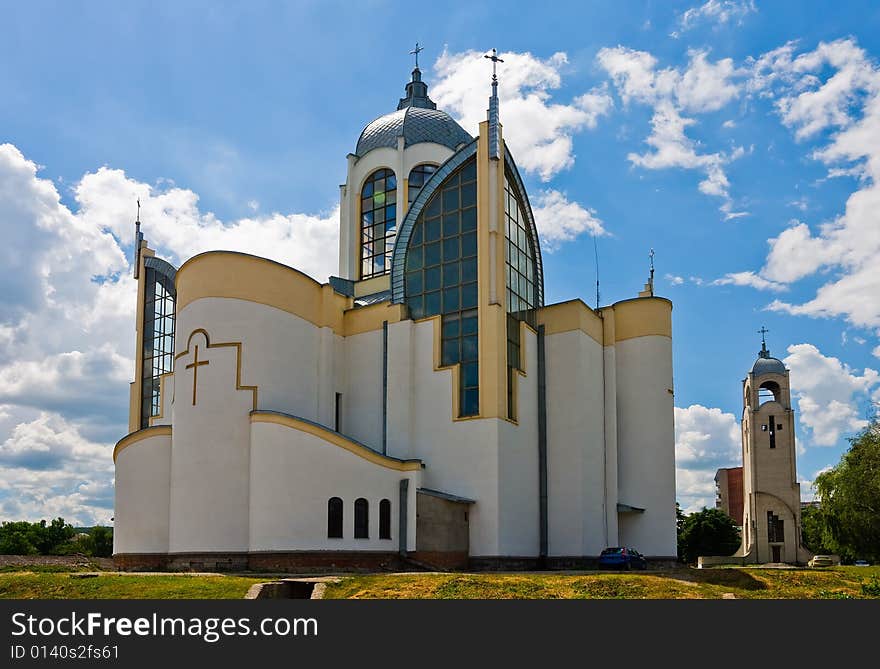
[356,106,472,157]
[752,355,786,375]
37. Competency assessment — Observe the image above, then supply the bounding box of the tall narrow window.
[334,392,342,432]
[767,511,784,543]
[141,258,176,429]
[327,497,343,538]
[504,173,538,420]
[405,158,479,416]
[768,414,776,448]
[407,164,437,207]
[379,499,391,540]
[354,498,369,539]
[361,168,397,279]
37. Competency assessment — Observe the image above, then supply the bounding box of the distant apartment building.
[715,466,743,527]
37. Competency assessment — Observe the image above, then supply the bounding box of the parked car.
[808,555,835,567]
[598,546,648,570]
[853,560,871,567]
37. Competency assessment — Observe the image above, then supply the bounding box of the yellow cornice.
[175,250,400,338]
[175,251,350,334]
[538,296,672,344]
[250,411,423,472]
[605,296,672,342]
[113,425,172,463]
[538,299,603,343]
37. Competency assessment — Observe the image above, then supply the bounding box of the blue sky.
[1,0,879,522]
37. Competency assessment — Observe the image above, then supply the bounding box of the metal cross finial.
[649,248,655,271]
[758,326,769,345]
[485,48,504,81]
[410,42,424,69]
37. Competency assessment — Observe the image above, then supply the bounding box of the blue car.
[598,546,648,570]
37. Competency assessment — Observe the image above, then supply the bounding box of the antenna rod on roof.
[593,231,600,311]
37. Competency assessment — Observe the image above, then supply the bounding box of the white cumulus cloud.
[431,49,613,181]
[783,343,879,446]
[530,189,606,251]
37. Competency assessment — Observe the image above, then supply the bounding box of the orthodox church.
[113,55,677,570]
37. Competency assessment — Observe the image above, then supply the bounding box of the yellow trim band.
[250,411,423,472]
[113,425,172,463]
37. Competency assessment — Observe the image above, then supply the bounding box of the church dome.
[752,338,786,375]
[355,67,473,157]
[752,356,786,375]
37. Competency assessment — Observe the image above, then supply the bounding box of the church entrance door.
[771,545,781,562]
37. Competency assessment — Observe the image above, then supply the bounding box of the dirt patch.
[0,555,115,571]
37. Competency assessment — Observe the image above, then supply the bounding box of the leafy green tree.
[89,527,113,557]
[814,420,880,562]
[0,522,39,555]
[675,502,687,560]
[800,504,831,554]
[678,507,740,564]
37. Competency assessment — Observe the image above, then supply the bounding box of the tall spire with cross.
[484,48,504,160]
[133,198,145,280]
[758,326,770,358]
[398,42,436,110]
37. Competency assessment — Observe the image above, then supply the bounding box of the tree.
[89,527,113,557]
[814,420,880,562]
[675,502,687,560]
[800,504,831,555]
[678,507,741,564]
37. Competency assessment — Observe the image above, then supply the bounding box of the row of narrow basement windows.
[327,497,391,540]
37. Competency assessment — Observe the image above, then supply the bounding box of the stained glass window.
[504,174,538,420]
[405,158,479,416]
[361,168,398,279]
[141,263,176,429]
[408,164,438,206]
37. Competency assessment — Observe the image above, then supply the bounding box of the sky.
[1,0,880,524]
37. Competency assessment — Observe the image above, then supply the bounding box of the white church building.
[113,59,677,571]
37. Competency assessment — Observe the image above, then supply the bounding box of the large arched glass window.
[379,499,391,540]
[361,168,398,279]
[404,158,479,416]
[354,498,369,539]
[504,172,538,420]
[141,257,176,429]
[327,497,343,538]
[407,164,437,207]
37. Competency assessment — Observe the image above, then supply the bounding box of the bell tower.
[737,329,812,564]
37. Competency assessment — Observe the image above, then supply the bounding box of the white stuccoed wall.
[544,329,609,556]
[168,328,253,552]
[113,433,171,554]
[497,327,540,557]
[343,329,383,449]
[248,421,419,552]
[394,318,503,556]
[615,334,677,556]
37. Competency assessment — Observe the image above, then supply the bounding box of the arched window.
[354,498,369,539]
[758,381,780,404]
[327,497,343,538]
[504,171,539,420]
[379,499,391,540]
[404,158,479,416]
[407,164,438,207]
[361,168,398,279]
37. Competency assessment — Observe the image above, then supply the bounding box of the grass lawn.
[1,565,878,599]
[322,566,880,599]
[0,570,268,599]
